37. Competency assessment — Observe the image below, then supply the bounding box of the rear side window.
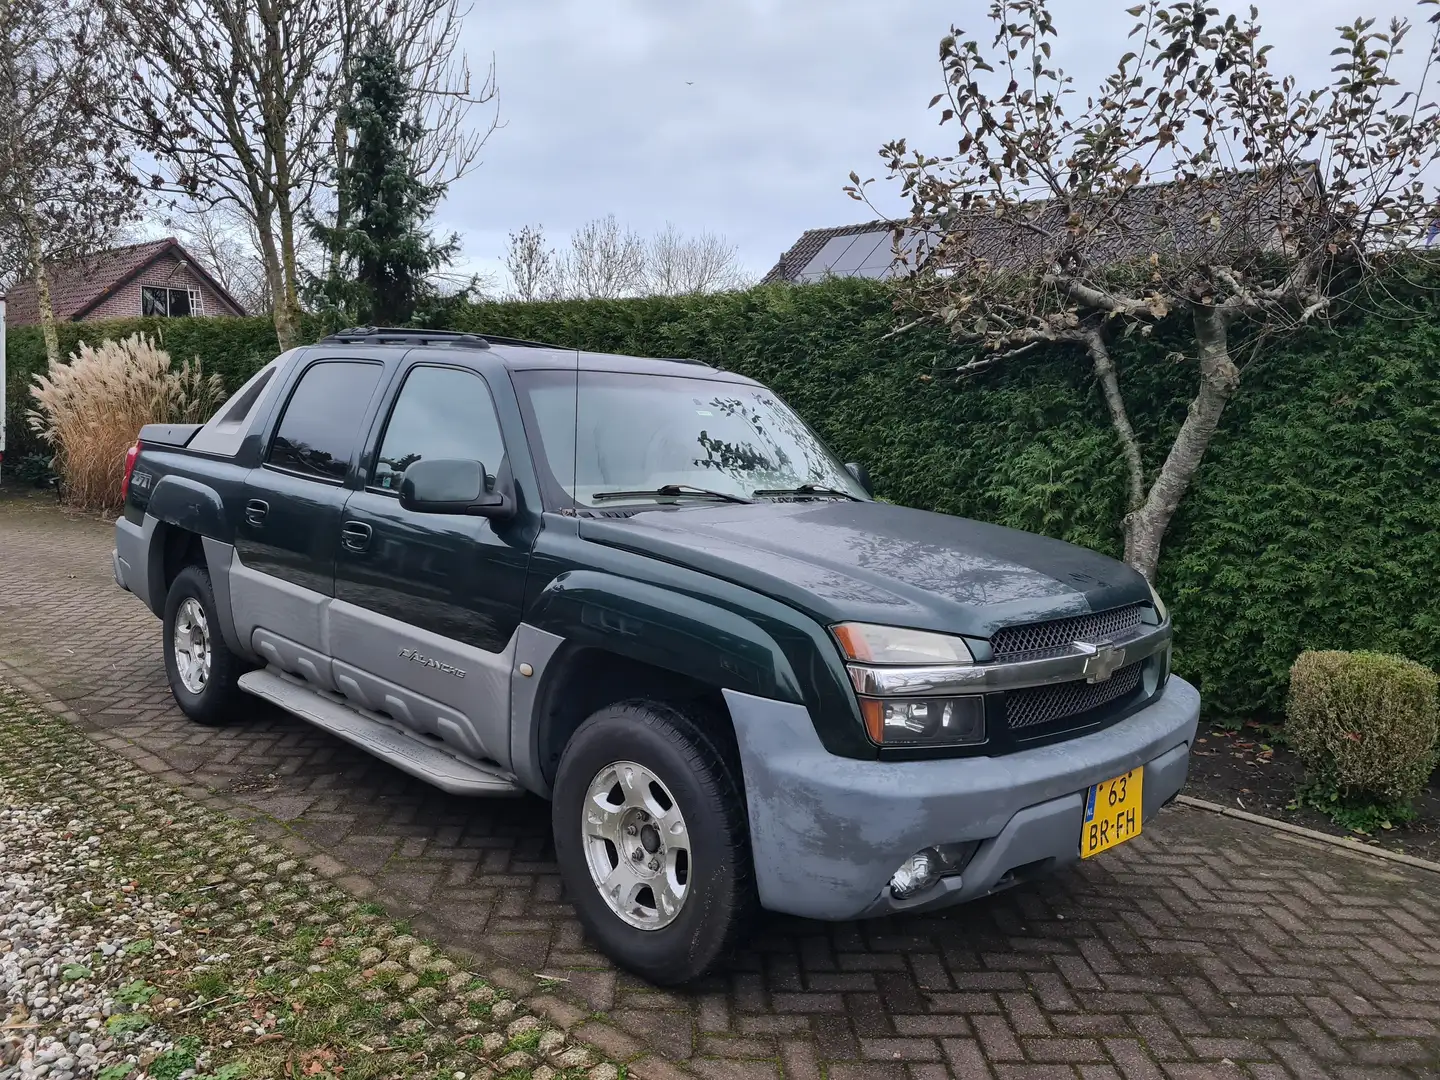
[267,361,382,482]
[372,366,507,492]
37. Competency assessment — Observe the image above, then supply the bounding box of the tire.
[162,564,245,726]
[552,700,757,985]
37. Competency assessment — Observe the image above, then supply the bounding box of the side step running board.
[237,668,524,797]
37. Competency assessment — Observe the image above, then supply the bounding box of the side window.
[372,366,506,493]
[267,361,382,482]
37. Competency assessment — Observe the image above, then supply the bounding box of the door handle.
[341,520,372,552]
[245,499,269,527]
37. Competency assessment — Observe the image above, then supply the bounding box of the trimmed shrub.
[1286,650,1439,808]
[27,334,224,510]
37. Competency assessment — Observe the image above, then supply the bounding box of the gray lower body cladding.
[112,516,153,607]
[724,676,1201,921]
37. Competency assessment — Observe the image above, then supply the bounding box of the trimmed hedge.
[5,277,1440,718]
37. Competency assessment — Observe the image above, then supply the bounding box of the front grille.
[1004,661,1143,731]
[991,602,1145,660]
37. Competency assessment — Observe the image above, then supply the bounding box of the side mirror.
[845,461,874,497]
[399,459,512,518]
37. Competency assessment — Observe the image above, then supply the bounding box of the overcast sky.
[445,0,1425,288]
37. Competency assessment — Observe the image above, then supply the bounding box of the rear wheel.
[163,565,245,725]
[552,700,756,985]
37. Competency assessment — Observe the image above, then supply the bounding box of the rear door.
[230,358,385,674]
[329,360,534,766]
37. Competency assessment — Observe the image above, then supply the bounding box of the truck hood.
[579,500,1150,639]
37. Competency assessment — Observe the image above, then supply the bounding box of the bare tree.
[557,214,647,299]
[505,216,748,300]
[503,224,558,302]
[108,0,340,349]
[646,223,750,295]
[850,0,1440,583]
[109,0,496,350]
[0,0,138,364]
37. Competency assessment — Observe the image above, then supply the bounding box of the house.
[762,168,1314,286]
[2,237,246,327]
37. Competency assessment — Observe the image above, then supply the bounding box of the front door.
[330,363,532,766]
[231,358,386,672]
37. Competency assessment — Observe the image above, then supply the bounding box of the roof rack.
[320,326,566,350]
[322,326,491,349]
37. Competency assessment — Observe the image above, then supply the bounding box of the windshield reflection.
[516,370,868,507]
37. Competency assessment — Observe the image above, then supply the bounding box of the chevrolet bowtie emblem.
[1076,640,1126,683]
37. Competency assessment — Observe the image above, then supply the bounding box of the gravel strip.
[0,680,616,1080]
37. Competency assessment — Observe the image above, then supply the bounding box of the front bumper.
[724,676,1200,921]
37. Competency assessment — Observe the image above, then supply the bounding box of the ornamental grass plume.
[27,333,224,510]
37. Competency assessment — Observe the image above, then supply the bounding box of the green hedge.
[2,315,310,461]
[6,278,1439,718]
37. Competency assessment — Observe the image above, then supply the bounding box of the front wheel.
[551,701,756,985]
[162,564,245,725]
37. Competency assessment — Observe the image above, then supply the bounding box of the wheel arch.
[517,570,807,797]
[530,645,736,795]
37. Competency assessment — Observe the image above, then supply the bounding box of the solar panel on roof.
[797,234,863,280]
[827,232,888,275]
[854,232,903,276]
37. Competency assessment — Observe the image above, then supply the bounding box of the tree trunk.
[22,203,60,367]
[275,182,303,347]
[1122,305,1241,582]
[329,113,350,279]
[1085,332,1146,513]
[255,207,296,351]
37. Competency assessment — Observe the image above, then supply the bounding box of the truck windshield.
[514,369,869,508]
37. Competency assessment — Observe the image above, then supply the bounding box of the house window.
[141,285,204,317]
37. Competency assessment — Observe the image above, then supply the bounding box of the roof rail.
[320,326,491,349]
[472,333,564,349]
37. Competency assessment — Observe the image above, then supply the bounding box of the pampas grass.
[27,334,224,510]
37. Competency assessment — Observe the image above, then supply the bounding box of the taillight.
[121,441,141,501]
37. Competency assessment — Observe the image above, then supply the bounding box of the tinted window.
[267,361,382,482]
[372,366,507,493]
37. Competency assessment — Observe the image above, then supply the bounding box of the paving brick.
[4,495,1440,1080]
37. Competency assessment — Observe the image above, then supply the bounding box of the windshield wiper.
[592,484,752,505]
[752,483,863,501]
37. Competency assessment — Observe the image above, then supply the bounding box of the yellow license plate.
[1080,767,1143,858]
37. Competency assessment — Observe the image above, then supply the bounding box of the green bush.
[1287,650,1439,811]
[5,274,1440,719]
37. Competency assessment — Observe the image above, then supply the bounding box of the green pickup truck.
[113,327,1198,984]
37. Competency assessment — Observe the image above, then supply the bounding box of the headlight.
[834,623,984,746]
[858,695,986,746]
[832,623,974,665]
[1148,582,1169,624]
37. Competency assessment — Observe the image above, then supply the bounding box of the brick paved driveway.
[2,490,1438,1079]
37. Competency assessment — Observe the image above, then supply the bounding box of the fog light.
[890,849,940,898]
[889,841,980,899]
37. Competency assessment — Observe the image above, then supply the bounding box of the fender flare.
[140,476,231,614]
[146,475,232,544]
[525,569,806,705]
